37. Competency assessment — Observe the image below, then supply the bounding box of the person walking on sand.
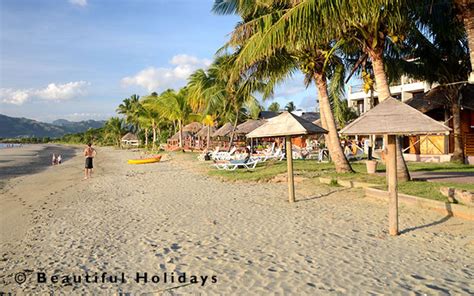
[84,143,97,180]
[52,153,57,166]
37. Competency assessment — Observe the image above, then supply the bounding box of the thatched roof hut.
[182,122,203,133]
[247,112,327,138]
[121,132,139,146]
[196,126,216,138]
[235,119,266,135]
[212,123,234,137]
[339,98,451,136]
[170,131,191,140]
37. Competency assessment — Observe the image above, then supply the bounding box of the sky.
[0,0,318,122]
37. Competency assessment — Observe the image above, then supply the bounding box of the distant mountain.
[51,118,105,133]
[0,114,106,138]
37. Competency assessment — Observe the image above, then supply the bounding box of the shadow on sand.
[400,202,453,234]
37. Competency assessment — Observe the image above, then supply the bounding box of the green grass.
[207,158,474,203]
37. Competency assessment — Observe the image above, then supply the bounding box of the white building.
[347,76,434,114]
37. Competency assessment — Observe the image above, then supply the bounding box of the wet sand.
[0,147,473,294]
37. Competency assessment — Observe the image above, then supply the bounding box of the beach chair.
[213,146,237,161]
[212,158,259,171]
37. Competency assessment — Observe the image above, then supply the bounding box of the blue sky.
[0,0,318,122]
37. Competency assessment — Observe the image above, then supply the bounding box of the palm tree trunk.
[144,128,149,147]
[207,124,211,149]
[178,120,183,148]
[229,109,240,150]
[462,6,474,78]
[152,120,157,150]
[367,47,410,181]
[314,72,353,173]
[451,100,464,161]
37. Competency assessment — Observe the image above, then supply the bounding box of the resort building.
[348,76,432,115]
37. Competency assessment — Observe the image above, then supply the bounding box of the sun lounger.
[212,158,259,171]
[213,146,237,161]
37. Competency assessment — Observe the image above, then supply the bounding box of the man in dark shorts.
[84,143,97,180]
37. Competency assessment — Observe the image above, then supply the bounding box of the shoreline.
[0,144,80,189]
[0,146,473,294]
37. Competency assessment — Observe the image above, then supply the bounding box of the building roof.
[170,131,191,140]
[196,126,216,137]
[212,122,234,137]
[247,112,327,138]
[121,132,138,141]
[258,111,280,119]
[182,122,203,133]
[293,111,320,122]
[235,119,266,134]
[340,97,451,136]
[406,84,474,113]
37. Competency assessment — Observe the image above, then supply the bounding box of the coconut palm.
[155,88,191,148]
[284,101,296,112]
[213,0,354,173]
[141,93,165,149]
[393,0,470,161]
[453,0,474,80]
[116,94,142,133]
[103,117,125,147]
[268,102,280,112]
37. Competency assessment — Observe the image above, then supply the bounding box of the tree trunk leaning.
[314,72,353,173]
[178,120,183,148]
[228,109,240,151]
[463,6,474,79]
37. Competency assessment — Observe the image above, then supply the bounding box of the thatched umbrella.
[182,122,203,133]
[247,112,327,203]
[340,97,451,236]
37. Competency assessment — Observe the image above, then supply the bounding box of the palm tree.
[117,94,142,133]
[103,117,124,147]
[396,0,470,161]
[141,93,165,149]
[453,0,474,81]
[284,101,296,112]
[155,88,191,148]
[213,0,354,173]
[268,102,280,112]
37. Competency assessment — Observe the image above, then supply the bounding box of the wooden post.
[286,136,295,203]
[387,135,399,236]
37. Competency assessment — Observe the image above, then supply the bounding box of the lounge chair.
[212,158,259,171]
[213,146,237,161]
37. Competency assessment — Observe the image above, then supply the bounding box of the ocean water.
[0,143,23,149]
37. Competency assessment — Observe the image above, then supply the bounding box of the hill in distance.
[0,114,106,138]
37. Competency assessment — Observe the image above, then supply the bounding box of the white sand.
[0,147,473,294]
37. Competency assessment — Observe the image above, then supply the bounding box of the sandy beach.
[0,146,473,294]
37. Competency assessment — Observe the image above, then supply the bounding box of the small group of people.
[51,153,62,165]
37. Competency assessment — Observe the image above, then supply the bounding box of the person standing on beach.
[84,143,96,180]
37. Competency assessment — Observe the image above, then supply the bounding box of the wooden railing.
[465,134,474,156]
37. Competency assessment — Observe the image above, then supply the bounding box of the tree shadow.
[400,203,453,234]
[298,188,350,202]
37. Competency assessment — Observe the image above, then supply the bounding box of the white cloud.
[0,81,90,105]
[0,89,31,105]
[121,54,211,92]
[36,81,90,101]
[69,0,87,7]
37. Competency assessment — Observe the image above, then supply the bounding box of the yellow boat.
[127,155,161,164]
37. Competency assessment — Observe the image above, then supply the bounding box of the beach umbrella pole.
[286,136,295,203]
[387,135,399,235]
